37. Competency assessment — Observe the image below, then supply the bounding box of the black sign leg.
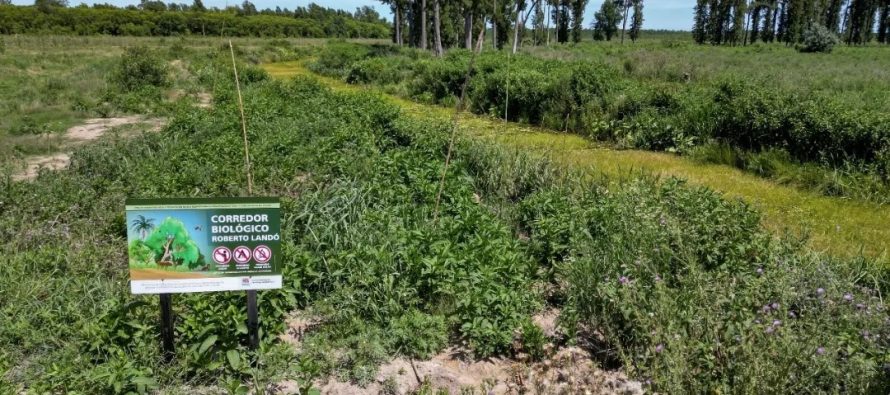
[159,293,175,361]
[247,290,259,350]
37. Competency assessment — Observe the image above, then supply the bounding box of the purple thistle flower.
[771,302,780,310]
[816,288,825,296]
[765,326,775,334]
[788,311,797,318]
[856,303,865,310]
[654,274,662,282]
[762,305,771,313]
[844,293,854,301]
[754,319,761,324]
[816,347,825,355]
[619,276,629,285]
[655,344,664,353]
[862,330,870,340]
[756,267,764,275]
[772,320,782,327]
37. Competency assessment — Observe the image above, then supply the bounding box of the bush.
[111,46,169,91]
[524,180,890,393]
[345,56,410,85]
[799,25,840,53]
[308,41,372,77]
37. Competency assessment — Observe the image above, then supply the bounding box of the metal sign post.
[247,290,259,350]
[159,293,175,361]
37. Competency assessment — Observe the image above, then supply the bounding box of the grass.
[523,38,890,113]
[0,35,386,164]
[262,60,890,261]
[2,36,887,394]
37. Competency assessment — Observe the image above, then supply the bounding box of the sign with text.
[126,197,281,294]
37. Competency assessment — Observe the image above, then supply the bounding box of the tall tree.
[879,1,890,43]
[761,0,775,41]
[553,0,570,42]
[532,0,547,44]
[592,0,621,40]
[847,0,878,44]
[421,0,428,50]
[730,0,746,44]
[620,0,631,43]
[824,0,845,31]
[191,0,205,12]
[570,0,588,42]
[434,0,444,55]
[628,0,643,42]
[513,0,538,52]
[35,0,67,12]
[693,0,710,43]
[750,3,763,43]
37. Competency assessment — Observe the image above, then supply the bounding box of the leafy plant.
[799,25,840,53]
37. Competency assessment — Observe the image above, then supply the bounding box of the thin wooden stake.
[229,40,260,352]
[433,19,488,221]
[229,40,254,196]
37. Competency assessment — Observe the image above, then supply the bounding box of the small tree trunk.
[421,0,428,50]
[545,0,550,45]
[465,12,474,48]
[554,2,559,43]
[493,0,498,49]
[395,5,402,45]
[160,238,174,263]
[621,1,629,44]
[434,0,443,56]
[512,0,523,53]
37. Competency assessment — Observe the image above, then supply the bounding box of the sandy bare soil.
[273,310,643,395]
[12,116,165,181]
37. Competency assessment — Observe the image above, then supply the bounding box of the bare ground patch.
[273,309,642,395]
[12,116,166,181]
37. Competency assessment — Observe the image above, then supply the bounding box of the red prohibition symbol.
[253,245,272,263]
[233,246,252,264]
[212,246,232,264]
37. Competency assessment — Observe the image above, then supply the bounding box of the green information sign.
[126,197,281,294]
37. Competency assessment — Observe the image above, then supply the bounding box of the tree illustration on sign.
[141,217,204,269]
[130,215,155,240]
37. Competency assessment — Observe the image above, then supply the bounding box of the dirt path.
[12,116,165,181]
[262,61,890,261]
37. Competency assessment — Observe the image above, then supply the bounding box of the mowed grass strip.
[262,60,890,261]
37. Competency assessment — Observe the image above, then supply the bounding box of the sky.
[10,0,697,31]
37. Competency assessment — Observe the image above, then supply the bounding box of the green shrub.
[799,25,840,53]
[308,41,372,77]
[346,56,409,85]
[524,179,890,393]
[111,46,169,91]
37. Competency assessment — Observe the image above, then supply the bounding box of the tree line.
[0,1,391,38]
[379,0,645,55]
[693,0,890,45]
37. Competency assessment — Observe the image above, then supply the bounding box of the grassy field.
[523,39,890,113]
[0,35,384,164]
[264,60,890,261]
[2,36,888,394]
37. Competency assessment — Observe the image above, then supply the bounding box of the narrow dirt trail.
[12,116,165,181]
[262,61,890,261]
